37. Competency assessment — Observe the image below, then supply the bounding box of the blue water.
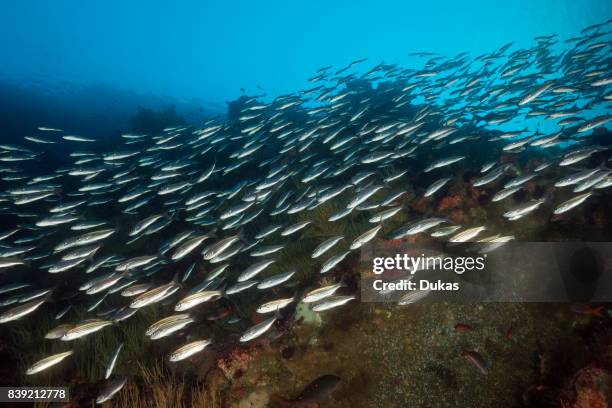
[1,0,611,107]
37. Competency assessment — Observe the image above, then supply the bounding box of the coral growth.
[218,348,257,380]
[438,195,462,212]
[565,365,611,408]
[411,197,431,213]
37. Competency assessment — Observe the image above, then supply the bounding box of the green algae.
[295,302,322,326]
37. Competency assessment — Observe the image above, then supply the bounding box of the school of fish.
[0,19,611,403]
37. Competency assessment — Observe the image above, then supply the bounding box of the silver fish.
[26,350,73,375]
[104,343,124,379]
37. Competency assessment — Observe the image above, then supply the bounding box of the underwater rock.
[129,105,185,134]
[218,347,257,380]
[232,389,270,408]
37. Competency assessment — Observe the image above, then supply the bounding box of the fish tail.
[170,272,179,283]
[43,290,55,303]
[592,305,606,318]
[338,273,348,287]
[20,255,32,268]
[269,394,293,408]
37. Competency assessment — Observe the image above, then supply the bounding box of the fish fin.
[158,250,170,261]
[86,251,97,263]
[208,227,219,240]
[338,274,348,288]
[218,283,228,298]
[43,290,55,303]
[314,188,321,203]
